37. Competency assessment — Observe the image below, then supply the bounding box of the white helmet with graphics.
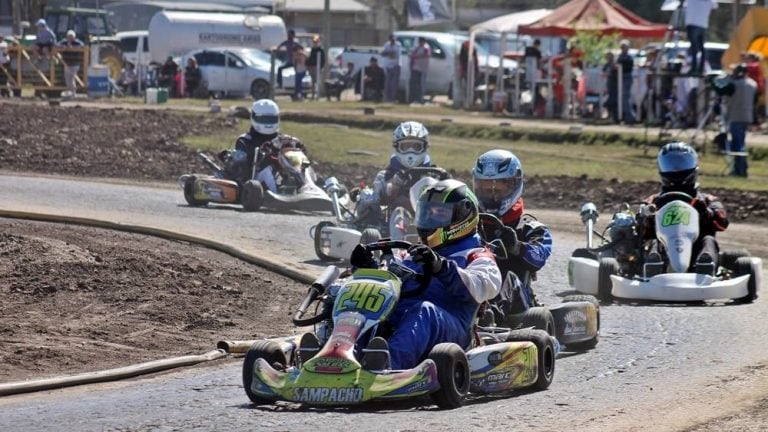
[392,121,429,168]
[250,99,280,135]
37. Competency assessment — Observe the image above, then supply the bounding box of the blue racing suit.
[386,234,501,369]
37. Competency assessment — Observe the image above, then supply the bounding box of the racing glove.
[691,198,714,221]
[350,244,376,269]
[500,226,521,256]
[408,244,445,274]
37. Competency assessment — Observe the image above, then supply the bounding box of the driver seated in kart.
[349,179,502,370]
[219,99,305,193]
[472,149,553,319]
[355,121,436,227]
[638,142,729,275]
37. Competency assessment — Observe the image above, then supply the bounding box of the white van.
[117,30,150,69]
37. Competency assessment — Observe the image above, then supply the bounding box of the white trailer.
[148,11,287,63]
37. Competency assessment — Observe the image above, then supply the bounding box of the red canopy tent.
[518,0,667,39]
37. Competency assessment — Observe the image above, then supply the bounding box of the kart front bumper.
[611,273,750,301]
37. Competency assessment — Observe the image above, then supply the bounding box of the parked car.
[117,30,150,70]
[639,41,728,74]
[181,47,311,99]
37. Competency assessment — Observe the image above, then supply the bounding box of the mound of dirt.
[0,219,305,382]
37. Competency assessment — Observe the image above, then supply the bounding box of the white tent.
[465,9,552,108]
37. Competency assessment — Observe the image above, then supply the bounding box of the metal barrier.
[1,44,89,95]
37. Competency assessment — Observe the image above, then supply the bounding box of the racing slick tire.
[561,294,600,350]
[507,306,556,337]
[720,250,750,271]
[242,340,286,405]
[183,175,209,207]
[428,343,470,409]
[241,180,264,212]
[734,256,758,304]
[360,228,382,245]
[598,257,619,303]
[313,221,339,262]
[571,247,597,260]
[505,329,555,390]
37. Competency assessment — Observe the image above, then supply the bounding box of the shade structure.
[518,0,667,39]
[470,8,552,34]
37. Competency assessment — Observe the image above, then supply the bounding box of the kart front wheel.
[734,256,758,304]
[598,257,619,303]
[183,175,209,207]
[512,306,556,336]
[241,180,264,212]
[428,343,469,409]
[313,221,338,262]
[720,250,750,271]
[242,340,286,405]
[360,228,382,245]
[505,329,555,390]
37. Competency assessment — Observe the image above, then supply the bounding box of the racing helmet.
[415,179,479,249]
[472,149,524,216]
[393,121,429,168]
[658,142,698,192]
[251,99,280,135]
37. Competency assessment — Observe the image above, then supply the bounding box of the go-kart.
[179,146,337,213]
[311,166,450,262]
[478,213,600,351]
[568,195,763,303]
[242,240,557,409]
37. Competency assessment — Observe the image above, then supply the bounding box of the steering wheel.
[400,166,450,185]
[653,191,695,208]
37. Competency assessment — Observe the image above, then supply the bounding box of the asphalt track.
[0,174,766,432]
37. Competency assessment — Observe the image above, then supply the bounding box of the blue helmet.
[658,142,698,192]
[472,149,524,216]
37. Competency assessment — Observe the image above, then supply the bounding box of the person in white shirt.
[684,0,717,75]
[381,34,401,103]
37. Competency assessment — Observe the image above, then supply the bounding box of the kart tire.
[428,343,469,410]
[598,257,619,303]
[360,228,381,246]
[241,180,264,212]
[183,175,209,207]
[734,256,758,304]
[571,247,597,260]
[505,329,555,390]
[508,306,556,337]
[313,221,338,262]
[242,340,286,405]
[561,294,600,350]
[720,250,751,271]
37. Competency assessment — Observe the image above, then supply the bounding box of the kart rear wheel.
[242,340,286,405]
[561,294,600,350]
[505,329,555,390]
[313,221,339,262]
[598,257,619,303]
[571,247,597,260]
[428,343,469,409]
[241,180,264,212]
[734,256,758,304]
[183,175,209,207]
[508,306,556,337]
[720,250,750,271]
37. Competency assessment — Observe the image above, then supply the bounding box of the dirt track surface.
[0,218,304,382]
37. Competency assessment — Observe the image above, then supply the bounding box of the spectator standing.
[118,62,139,96]
[524,38,542,88]
[292,45,307,101]
[306,35,325,98]
[158,56,178,96]
[34,19,56,60]
[381,34,402,103]
[276,29,301,88]
[57,30,84,95]
[184,57,202,98]
[0,34,10,97]
[603,51,619,122]
[459,39,479,92]
[363,56,385,101]
[725,64,757,177]
[745,52,765,126]
[409,37,430,104]
[685,0,717,75]
[616,40,636,124]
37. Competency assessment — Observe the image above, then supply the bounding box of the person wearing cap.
[362,56,385,102]
[381,34,402,103]
[725,63,757,177]
[306,35,324,97]
[34,19,56,60]
[57,30,84,95]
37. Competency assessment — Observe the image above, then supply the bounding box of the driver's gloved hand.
[408,244,445,274]
[350,244,375,269]
[500,226,521,256]
[217,149,232,162]
[691,198,714,221]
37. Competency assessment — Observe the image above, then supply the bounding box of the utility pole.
[321,0,331,99]
[12,0,22,35]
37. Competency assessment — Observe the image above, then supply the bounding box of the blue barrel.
[87,66,110,98]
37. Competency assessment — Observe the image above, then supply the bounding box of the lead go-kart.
[311,166,451,262]
[179,145,338,213]
[242,240,558,409]
[568,193,763,303]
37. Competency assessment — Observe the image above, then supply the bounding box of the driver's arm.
[515,221,553,272]
[435,249,501,304]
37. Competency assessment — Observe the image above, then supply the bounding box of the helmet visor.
[395,139,426,154]
[473,178,519,203]
[251,113,279,125]
[415,202,455,230]
[658,151,696,173]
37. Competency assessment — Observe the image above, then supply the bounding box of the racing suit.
[479,199,553,314]
[385,234,501,369]
[222,129,304,193]
[639,189,729,271]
